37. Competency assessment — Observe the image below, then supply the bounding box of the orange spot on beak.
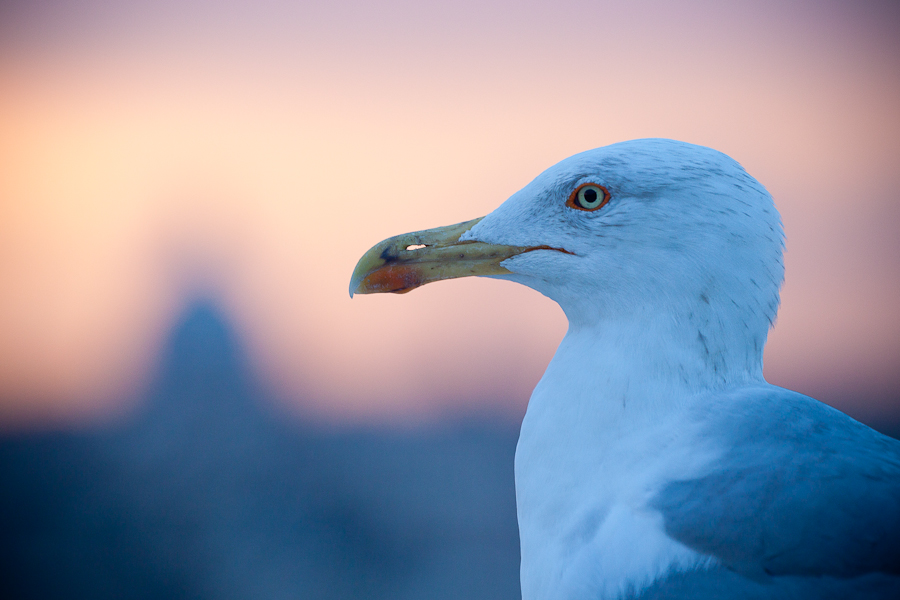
[361,265,424,294]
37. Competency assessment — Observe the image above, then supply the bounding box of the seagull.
[349,139,900,599]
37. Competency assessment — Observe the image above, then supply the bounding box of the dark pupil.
[583,188,598,204]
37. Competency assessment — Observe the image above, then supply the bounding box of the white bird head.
[351,139,784,387]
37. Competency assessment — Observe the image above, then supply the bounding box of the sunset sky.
[1,0,898,428]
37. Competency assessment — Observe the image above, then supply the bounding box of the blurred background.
[0,0,898,598]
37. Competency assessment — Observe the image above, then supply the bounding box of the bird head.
[350,139,784,382]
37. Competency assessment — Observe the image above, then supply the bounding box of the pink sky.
[1,0,898,428]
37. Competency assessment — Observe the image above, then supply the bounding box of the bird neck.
[545,310,766,418]
[517,313,732,600]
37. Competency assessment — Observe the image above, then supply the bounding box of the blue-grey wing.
[632,567,900,600]
[652,387,900,581]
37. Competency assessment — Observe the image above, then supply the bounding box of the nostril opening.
[406,244,427,251]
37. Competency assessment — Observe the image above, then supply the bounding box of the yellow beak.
[349,217,561,296]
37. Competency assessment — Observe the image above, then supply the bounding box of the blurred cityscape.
[3,302,899,599]
[0,303,522,599]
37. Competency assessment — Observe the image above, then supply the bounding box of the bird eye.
[567,183,609,212]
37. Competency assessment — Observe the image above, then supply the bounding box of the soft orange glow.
[0,1,898,427]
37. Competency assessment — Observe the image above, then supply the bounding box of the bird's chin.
[498,249,575,282]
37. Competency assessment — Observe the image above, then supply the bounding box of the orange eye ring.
[566,183,610,212]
